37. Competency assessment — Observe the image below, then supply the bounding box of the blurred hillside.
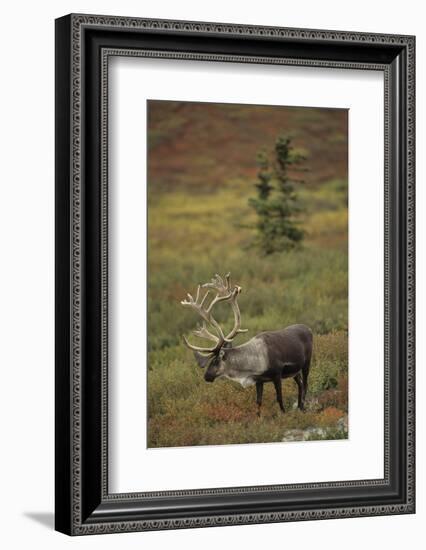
[148,100,347,193]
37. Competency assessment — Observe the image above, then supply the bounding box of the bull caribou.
[181,273,312,415]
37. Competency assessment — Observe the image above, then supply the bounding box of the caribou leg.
[256,381,264,417]
[294,373,305,411]
[302,361,310,404]
[273,376,285,413]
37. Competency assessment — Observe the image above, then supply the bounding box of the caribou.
[181,273,313,415]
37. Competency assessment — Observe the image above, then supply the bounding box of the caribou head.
[180,273,247,383]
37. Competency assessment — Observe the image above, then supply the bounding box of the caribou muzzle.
[204,372,216,383]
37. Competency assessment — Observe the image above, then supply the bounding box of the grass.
[146,101,348,448]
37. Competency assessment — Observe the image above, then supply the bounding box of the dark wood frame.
[55,13,415,536]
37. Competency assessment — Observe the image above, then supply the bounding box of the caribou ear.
[219,348,226,360]
[193,351,214,369]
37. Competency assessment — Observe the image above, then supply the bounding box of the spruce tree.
[249,135,306,254]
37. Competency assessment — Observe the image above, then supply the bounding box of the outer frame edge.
[57,13,415,535]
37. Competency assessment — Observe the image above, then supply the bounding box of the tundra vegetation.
[147,100,348,448]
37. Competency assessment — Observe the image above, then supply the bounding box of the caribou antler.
[181,273,247,354]
[202,273,248,342]
[193,323,220,344]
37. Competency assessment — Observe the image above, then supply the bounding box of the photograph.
[147,100,349,448]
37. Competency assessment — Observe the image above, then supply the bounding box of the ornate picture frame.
[55,14,415,535]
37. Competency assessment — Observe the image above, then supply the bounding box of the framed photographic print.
[55,14,415,535]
